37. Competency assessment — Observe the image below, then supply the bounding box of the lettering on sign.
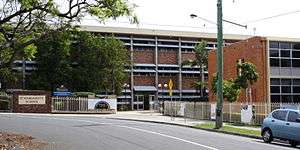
[18,95,46,105]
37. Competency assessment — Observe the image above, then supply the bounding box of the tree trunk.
[200,65,204,98]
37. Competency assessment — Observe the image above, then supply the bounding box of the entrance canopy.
[134,86,157,92]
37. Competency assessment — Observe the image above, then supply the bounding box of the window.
[270,78,280,85]
[293,79,300,85]
[292,51,300,58]
[281,59,291,67]
[270,42,279,48]
[281,95,292,102]
[270,58,280,67]
[270,50,279,57]
[280,50,290,57]
[271,95,280,102]
[281,86,291,93]
[293,95,300,103]
[280,42,291,49]
[293,86,300,93]
[281,79,291,85]
[287,111,300,122]
[292,59,300,67]
[270,86,280,93]
[272,110,288,121]
[293,43,300,50]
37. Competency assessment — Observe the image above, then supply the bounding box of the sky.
[80,0,300,38]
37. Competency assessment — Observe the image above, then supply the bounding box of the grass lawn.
[195,123,261,137]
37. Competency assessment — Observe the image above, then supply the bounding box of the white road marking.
[1,114,296,150]
[118,125,219,150]
[6,115,219,150]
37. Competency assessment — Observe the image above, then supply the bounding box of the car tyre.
[262,129,273,143]
[290,141,298,147]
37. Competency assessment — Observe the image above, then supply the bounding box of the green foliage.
[73,92,95,98]
[235,62,259,89]
[211,61,258,103]
[28,31,129,95]
[70,32,129,94]
[0,0,138,88]
[211,74,241,103]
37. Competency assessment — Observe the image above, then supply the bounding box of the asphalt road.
[0,114,299,150]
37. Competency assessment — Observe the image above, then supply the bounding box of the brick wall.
[158,51,178,64]
[182,77,198,90]
[158,76,178,90]
[133,50,155,64]
[12,90,51,113]
[208,37,268,103]
[134,76,155,86]
[182,52,196,62]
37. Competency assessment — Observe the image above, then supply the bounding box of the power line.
[245,9,300,24]
[81,18,217,29]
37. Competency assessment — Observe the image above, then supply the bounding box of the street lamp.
[190,14,247,29]
[190,9,247,129]
[123,83,130,110]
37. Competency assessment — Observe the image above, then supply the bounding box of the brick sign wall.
[12,90,51,113]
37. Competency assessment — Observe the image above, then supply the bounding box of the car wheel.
[290,141,298,147]
[262,129,273,143]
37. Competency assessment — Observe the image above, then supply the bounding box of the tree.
[234,62,259,103]
[28,31,129,94]
[0,0,137,88]
[28,29,72,91]
[211,61,258,103]
[69,31,129,94]
[182,41,208,99]
[211,74,241,103]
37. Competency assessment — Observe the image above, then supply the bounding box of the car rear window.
[272,110,288,121]
[287,111,300,122]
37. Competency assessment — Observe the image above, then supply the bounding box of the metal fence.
[52,97,116,113]
[164,101,300,125]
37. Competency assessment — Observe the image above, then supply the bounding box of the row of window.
[270,58,300,67]
[270,42,300,50]
[271,78,300,85]
[271,95,300,103]
[271,86,300,93]
[270,49,300,58]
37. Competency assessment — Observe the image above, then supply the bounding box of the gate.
[0,92,12,112]
[52,97,116,113]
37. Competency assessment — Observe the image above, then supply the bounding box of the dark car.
[261,109,300,147]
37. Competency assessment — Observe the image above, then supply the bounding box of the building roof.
[134,86,157,92]
[80,26,300,42]
[80,26,251,40]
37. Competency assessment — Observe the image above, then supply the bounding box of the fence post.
[229,103,232,123]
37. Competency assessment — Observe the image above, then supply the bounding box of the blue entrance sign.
[53,91,72,96]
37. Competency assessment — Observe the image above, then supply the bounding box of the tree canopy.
[28,30,129,94]
[0,0,137,87]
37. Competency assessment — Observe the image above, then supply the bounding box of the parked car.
[261,109,300,147]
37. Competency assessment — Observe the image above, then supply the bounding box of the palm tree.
[182,41,208,99]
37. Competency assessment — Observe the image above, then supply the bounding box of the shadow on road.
[253,140,300,149]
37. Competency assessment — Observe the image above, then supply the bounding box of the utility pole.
[215,0,224,129]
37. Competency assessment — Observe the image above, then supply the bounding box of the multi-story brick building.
[81,26,251,110]
[208,36,300,104]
